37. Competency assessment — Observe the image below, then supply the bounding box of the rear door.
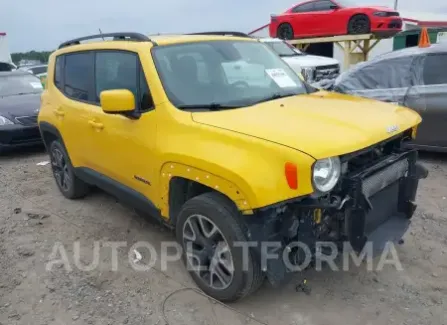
[51,51,96,168]
[406,53,447,148]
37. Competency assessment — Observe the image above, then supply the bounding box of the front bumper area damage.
[244,145,428,287]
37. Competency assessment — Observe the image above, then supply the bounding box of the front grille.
[15,115,38,126]
[388,20,402,28]
[314,64,340,82]
[362,158,408,198]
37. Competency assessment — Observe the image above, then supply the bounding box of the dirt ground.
[0,147,446,325]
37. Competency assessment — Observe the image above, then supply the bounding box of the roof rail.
[58,32,153,49]
[187,31,251,38]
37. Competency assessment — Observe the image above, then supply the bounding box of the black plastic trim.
[74,167,164,221]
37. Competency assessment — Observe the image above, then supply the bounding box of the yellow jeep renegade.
[39,32,427,302]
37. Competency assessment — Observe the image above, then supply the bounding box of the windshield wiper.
[176,103,240,111]
[251,93,297,106]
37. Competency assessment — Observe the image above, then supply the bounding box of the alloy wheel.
[351,17,369,34]
[182,214,235,290]
[51,147,71,192]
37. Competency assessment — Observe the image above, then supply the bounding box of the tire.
[277,23,294,40]
[176,192,264,302]
[49,140,89,199]
[348,15,371,34]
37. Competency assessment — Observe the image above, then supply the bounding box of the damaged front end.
[244,130,428,287]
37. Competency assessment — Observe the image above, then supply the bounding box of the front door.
[86,50,158,201]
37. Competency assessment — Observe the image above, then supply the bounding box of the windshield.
[0,74,43,97]
[152,40,308,109]
[264,41,303,57]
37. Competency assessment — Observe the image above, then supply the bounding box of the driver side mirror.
[100,89,137,116]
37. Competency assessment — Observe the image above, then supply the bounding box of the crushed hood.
[191,91,421,159]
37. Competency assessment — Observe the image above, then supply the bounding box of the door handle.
[88,120,104,130]
[53,108,65,117]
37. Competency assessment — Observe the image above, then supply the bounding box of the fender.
[159,162,254,217]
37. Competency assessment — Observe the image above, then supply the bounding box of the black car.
[0,71,43,152]
[332,43,447,152]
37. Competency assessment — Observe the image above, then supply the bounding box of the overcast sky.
[2,0,445,52]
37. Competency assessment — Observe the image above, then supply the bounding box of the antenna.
[99,28,105,40]
[394,0,398,10]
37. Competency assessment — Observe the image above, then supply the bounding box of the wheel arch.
[39,122,64,151]
[160,162,255,225]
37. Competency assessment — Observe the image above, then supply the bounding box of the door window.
[314,0,335,11]
[423,54,447,85]
[64,52,94,101]
[292,2,315,12]
[95,51,153,110]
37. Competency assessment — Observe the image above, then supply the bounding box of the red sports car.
[269,0,402,40]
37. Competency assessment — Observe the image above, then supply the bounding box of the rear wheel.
[348,15,371,34]
[49,140,90,199]
[277,23,294,40]
[176,192,264,302]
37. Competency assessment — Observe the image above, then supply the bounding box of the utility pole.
[394,0,398,10]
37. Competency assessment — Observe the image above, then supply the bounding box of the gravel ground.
[0,147,446,325]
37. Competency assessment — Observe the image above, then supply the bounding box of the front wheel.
[176,192,264,302]
[348,15,371,34]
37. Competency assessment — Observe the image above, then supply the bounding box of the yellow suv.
[39,32,427,302]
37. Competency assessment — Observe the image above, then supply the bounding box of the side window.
[95,51,138,102]
[64,52,94,101]
[423,54,447,85]
[292,2,315,12]
[314,0,335,11]
[95,51,153,111]
[54,56,63,90]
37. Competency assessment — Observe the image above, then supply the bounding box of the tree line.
[11,50,53,65]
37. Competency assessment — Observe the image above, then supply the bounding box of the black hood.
[0,93,41,120]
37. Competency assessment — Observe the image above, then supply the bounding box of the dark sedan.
[332,43,447,152]
[0,71,44,152]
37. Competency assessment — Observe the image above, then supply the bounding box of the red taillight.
[285,162,298,189]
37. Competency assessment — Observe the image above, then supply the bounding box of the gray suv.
[333,43,447,152]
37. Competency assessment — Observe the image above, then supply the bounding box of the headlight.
[301,67,315,82]
[0,116,14,126]
[312,157,341,193]
[373,11,388,17]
